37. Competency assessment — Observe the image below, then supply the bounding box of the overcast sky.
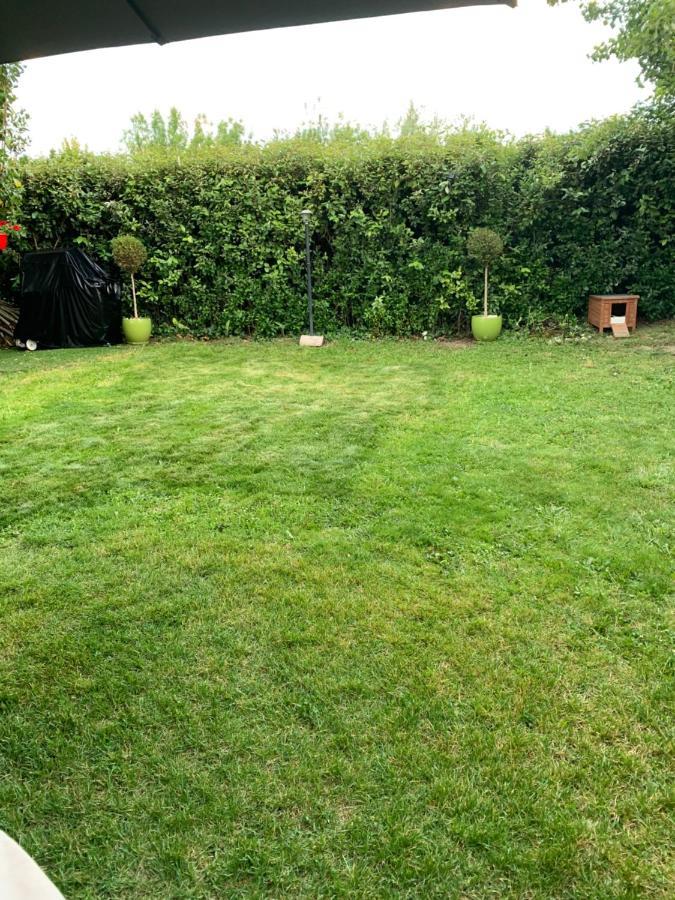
[17,0,646,156]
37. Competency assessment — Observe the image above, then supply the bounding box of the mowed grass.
[0,327,673,898]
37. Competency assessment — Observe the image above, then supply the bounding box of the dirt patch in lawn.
[434,337,475,350]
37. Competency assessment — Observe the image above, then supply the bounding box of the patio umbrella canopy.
[1,1,515,64]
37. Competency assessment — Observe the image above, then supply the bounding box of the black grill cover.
[15,249,122,349]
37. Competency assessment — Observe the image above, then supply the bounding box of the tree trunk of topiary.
[131,273,138,319]
[484,266,488,317]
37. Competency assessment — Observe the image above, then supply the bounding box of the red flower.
[0,220,21,250]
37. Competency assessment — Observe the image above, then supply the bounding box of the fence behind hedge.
[4,103,673,336]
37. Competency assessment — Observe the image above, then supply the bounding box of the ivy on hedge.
[4,103,673,336]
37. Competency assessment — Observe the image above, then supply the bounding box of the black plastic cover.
[15,249,122,349]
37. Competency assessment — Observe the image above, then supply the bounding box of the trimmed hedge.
[3,104,673,336]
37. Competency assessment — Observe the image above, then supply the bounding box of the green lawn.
[0,327,673,898]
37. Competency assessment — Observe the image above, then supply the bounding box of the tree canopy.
[550,0,675,97]
[0,63,28,219]
[122,107,247,153]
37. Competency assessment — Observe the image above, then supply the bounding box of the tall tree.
[122,108,247,153]
[549,0,675,97]
[0,63,27,337]
[0,63,28,219]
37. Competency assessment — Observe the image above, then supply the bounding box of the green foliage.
[111,234,147,275]
[281,113,373,147]
[122,107,248,153]
[0,63,28,222]
[0,63,28,306]
[5,106,673,336]
[550,0,675,97]
[272,101,435,146]
[467,228,504,267]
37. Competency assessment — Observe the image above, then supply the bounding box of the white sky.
[17,0,647,156]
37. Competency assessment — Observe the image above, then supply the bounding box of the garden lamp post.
[301,209,314,334]
[299,209,324,347]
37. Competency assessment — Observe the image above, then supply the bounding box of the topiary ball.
[467,228,504,267]
[111,234,147,275]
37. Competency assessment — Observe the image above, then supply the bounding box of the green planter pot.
[471,314,502,342]
[122,317,152,344]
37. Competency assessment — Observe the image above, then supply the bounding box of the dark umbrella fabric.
[15,249,122,349]
[1,1,515,64]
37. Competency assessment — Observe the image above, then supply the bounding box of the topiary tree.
[467,228,504,317]
[111,235,147,319]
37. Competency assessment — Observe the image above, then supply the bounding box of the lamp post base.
[299,335,325,347]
